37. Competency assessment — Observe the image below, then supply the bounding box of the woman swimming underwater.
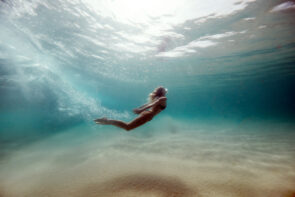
[94,86,167,131]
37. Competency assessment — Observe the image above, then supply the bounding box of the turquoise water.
[0,0,295,196]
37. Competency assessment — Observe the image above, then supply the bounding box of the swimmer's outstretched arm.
[136,103,149,110]
[133,97,166,114]
[133,103,152,114]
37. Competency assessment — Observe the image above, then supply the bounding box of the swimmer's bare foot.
[94,117,108,124]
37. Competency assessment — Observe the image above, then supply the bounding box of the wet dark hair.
[148,86,167,102]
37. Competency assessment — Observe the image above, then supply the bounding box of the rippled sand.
[0,120,295,197]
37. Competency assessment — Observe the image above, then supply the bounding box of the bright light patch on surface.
[156,30,247,58]
[106,0,180,24]
[83,0,256,26]
[156,40,217,58]
[79,0,258,58]
[188,40,217,48]
[244,17,256,21]
[200,31,238,40]
[271,1,295,12]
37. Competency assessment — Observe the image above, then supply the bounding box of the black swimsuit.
[160,105,166,110]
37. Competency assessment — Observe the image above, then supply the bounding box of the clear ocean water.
[0,0,295,196]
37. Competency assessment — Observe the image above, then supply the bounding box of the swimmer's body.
[94,86,167,131]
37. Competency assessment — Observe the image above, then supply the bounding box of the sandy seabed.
[0,119,295,197]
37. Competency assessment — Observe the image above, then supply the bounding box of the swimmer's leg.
[124,114,151,131]
[95,117,129,130]
[94,114,151,131]
[94,117,108,124]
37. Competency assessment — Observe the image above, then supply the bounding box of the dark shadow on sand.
[285,191,295,197]
[80,173,197,197]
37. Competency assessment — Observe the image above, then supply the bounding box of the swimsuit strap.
[160,105,166,110]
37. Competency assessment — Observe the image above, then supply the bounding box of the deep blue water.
[0,0,295,151]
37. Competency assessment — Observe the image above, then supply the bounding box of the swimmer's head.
[149,86,168,101]
[155,86,168,96]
